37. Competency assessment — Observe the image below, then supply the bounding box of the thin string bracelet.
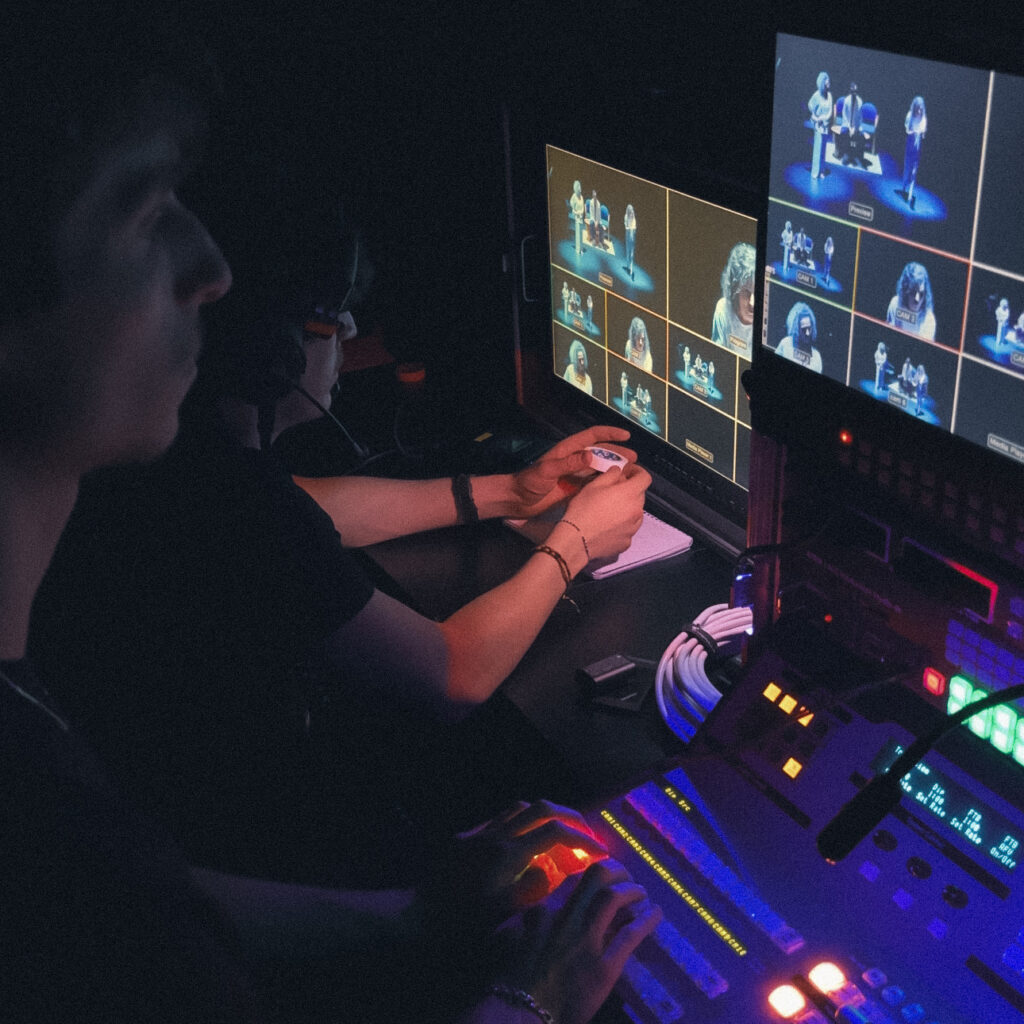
[488,984,556,1024]
[559,518,590,561]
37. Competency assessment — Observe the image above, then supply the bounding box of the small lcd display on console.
[764,34,1024,468]
[875,740,1022,871]
[546,145,758,492]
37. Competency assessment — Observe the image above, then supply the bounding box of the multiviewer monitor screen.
[765,32,1024,467]
[546,145,759,492]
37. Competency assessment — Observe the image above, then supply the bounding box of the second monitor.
[546,144,759,508]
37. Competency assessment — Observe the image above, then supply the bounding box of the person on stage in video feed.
[623,203,637,279]
[886,261,936,339]
[563,339,594,395]
[776,301,823,372]
[914,363,929,415]
[711,241,756,348]
[901,95,927,210]
[793,226,808,266]
[823,235,834,285]
[874,341,891,392]
[996,297,1010,346]
[1012,312,1024,345]
[570,180,586,255]
[808,71,833,179]
[589,189,603,247]
[625,315,653,371]
[837,82,868,167]
[781,220,794,276]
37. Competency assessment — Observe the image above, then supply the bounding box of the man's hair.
[568,339,588,371]
[897,262,934,312]
[629,316,647,345]
[721,242,756,303]
[786,301,817,341]
[0,5,219,323]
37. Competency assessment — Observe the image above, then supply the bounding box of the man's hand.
[419,800,608,940]
[508,427,636,518]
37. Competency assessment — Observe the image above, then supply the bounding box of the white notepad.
[505,506,693,579]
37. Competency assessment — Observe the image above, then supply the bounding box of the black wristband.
[452,473,479,525]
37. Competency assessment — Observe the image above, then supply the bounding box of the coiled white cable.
[655,602,753,743]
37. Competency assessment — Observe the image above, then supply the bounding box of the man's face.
[575,346,586,371]
[6,125,231,470]
[904,276,927,313]
[277,311,358,430]
[735,281,755,325]
[797,315,813,344]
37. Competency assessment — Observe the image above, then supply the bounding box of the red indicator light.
[839,429,853,446]
[923,667,947,696]
[823,613,833,624]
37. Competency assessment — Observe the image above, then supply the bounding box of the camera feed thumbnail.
[546,145,758,489]
[764,35,1024,467]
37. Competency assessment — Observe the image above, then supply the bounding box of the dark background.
[181,0,1024,439]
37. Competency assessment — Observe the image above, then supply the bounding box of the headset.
[203,215,368,454]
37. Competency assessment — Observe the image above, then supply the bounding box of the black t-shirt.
[29,416,376,875]
[0,658,262,1022]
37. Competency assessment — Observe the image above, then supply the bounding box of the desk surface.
[362,514,736,807]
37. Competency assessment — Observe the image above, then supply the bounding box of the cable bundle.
[654,603,753,743]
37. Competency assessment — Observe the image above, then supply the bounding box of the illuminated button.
[859,860,881,882]
[899,1003,925,1023]
[947,675,972,715]
[1015,720,1024,767]
[797,711,815,727]
[782,758,803,779]
[991,704,1018,754]
[861,968,888,989]
[881,985,906,1006]
[768,984,806,1018]
[808,961,865,1010]
[1002,943,1024,973]
[779,694,798,715]
[808,962,846,995]
[892,888,914,911]
[967,688,992,739]
[764,681,783,702]
[922,667,946,696]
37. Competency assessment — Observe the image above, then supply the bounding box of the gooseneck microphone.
[817,682,1024,864]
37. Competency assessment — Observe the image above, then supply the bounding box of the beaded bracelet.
[452,473,479,525]
[488,984,556,1024]
[559,518,591,561]
[534,544,572,590]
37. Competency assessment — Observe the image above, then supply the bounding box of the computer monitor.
[761,31,1024,469]
[537,144,760,551]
